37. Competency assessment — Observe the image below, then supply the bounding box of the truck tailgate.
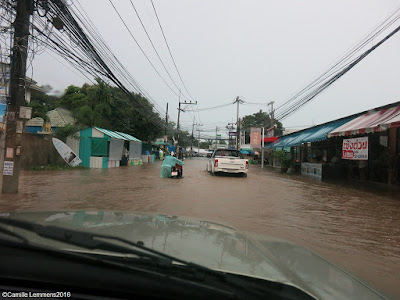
[218,158,246,169]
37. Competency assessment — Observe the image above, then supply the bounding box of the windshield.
[0,1,399,299]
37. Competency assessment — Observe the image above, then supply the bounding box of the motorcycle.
[171,164,183,178]
[160,155,184,179]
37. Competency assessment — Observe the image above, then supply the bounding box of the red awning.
[264,137,279,142]
[328,106,400,137]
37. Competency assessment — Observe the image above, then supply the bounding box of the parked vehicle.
[206,149,248,176]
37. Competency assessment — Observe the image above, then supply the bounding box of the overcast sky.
[31,0,400,138]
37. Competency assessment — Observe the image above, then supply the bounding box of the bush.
[273,150,291,168]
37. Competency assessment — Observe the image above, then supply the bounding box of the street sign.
[3,161,13,176]
[229,131,238,136]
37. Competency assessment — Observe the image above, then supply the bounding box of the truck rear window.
[214,150,243,158]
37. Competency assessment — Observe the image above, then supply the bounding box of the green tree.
[199,139,213,149]
[58,79,187,143]
[241,110,284,142]
[28,86,60,122]
[60,78,113,128]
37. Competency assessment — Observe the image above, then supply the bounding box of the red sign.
[250,128,261,148]
[342,137,368,160]
[6,147,13,159]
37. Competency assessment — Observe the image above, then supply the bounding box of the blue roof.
[270,116,357,149]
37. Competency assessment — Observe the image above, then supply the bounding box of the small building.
[66,127,142,168]
[25,107,76,134]
[268,101,400,184]
[1,62,44,123]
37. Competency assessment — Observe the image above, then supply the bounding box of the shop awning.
[116,131,142,142]
[270,116,356,149]
[95,127,128,140]
[380,113,400,129]
[241,150,250,154]
[328,106,400,137]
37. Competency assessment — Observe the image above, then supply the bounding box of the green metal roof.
[154,141,171,146]
[95,127,128,140]
[116,131,142,142]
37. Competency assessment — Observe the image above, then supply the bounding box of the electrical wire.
[108,0,188,102]
[274,6,400,121]
[150,0,195,102]
[129,0,191,102]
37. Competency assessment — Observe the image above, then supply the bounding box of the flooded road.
[1,157,400,298]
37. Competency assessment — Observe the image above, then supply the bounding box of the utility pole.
[268,101,275,129]
[215,126,220,149]
[233,96,243,150]
[197,129,201,151]
[191,122,194,156]
[227,123,235,149]
[261,127,265,169]
[176,96,197,158]
[2,0,33,194]
[191,123,202,155]
[164,102,168,144]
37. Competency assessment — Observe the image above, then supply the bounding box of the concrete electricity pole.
[215,126,220,149]
[268,101,275,128]
[176,98,197,157]
[234,96,243,150]
[2,0,33,194]
[164,102,168,144]
[227,123,235,149]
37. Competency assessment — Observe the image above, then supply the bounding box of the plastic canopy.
[160,155,184,178]
[270,116,357,149]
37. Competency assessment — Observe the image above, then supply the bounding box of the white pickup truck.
[206,149,249,177]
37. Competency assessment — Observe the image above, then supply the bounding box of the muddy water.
[1,158,400,298]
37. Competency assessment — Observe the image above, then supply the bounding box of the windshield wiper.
[0,216,182,266]
[0,216,314,299]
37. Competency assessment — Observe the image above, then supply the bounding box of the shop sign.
[250,127,261,148]
[342,137,368,160]
[301,163,322,180]
[266,126,275,137]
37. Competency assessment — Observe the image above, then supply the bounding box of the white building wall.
[90,157,103,168]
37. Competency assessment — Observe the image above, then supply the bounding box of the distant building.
[25,107,76,134]
[0,62,44,123]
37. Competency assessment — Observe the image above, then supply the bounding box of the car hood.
[0,211,389,300]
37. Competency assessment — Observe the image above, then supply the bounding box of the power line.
[190,101,235,112]
[275,7,400,120]
[129,0,191,102]
[108,0,187,102]
[276,21,400,120]
[150,0,195,102]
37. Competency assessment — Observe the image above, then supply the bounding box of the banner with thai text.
[342,137,368,160]
[250,127,261,148]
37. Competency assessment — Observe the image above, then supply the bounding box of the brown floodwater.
[1,158,399,298]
